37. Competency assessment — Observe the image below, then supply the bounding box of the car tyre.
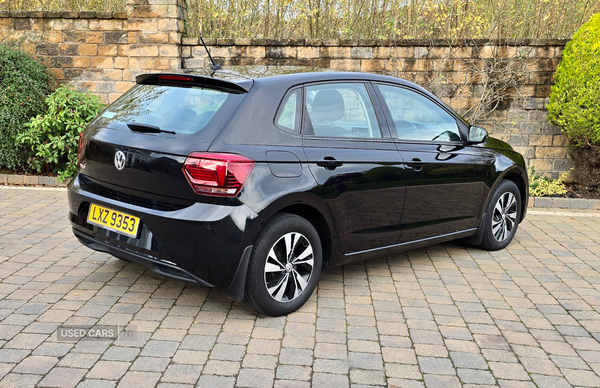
[244,213,322,316]
[477,180,521,251]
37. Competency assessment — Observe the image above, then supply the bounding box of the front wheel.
[244,213,322,316]
[477,180,522,251]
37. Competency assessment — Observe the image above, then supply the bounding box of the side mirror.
[468,125,488,144]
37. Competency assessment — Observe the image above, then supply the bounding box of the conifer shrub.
[548,13,600,186]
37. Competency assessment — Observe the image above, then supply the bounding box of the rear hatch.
[78,73,251,209]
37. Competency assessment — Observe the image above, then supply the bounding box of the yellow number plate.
[87,204,140,238]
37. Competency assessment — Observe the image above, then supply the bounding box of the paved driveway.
[1,186,600,388]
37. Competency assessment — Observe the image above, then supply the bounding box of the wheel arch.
[246,192,340,270]
[225,198,337,302]
[497,169,528,222]
[462,167,527,248]
[276,203,333,270]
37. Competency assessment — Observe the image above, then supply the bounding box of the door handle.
[406,158,425,171]
[316,157,343,170]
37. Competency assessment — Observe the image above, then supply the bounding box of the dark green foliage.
[0,44,50,169]
[18,85,104,181]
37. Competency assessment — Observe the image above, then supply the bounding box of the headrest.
[311,89,345,122]
[165,108,197,122]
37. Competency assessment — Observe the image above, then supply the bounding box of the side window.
[304,83,382,138]
[275,88,301,134]
[376,84,461,142]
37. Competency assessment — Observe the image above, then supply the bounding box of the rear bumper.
[67,175,257,300]
[74,231,214,287]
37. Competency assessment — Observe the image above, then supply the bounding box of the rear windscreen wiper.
[126,122,176,135]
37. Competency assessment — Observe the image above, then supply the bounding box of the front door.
[301,82,407,254]
[373,83,488,243]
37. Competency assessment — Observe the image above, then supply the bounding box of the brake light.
[183,153,255,197]
[158,75,194,82]
[77,132,85,164]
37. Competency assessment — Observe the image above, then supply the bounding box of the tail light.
[183,152,255,197]
[77,132,85,164]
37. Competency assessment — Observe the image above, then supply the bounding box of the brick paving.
[2,186,600,387]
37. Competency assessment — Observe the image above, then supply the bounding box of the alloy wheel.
[491,192,518,242]
[264,232,314,302]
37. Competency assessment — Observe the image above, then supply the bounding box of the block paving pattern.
[1,186,600,387]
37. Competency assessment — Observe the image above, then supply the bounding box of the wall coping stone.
[529,196,600,210]
[181,38,570,47]
[0,173,70,187]
[0,11,127,19]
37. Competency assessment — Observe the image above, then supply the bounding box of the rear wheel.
[244,213,322,316]
[477,180,521,251]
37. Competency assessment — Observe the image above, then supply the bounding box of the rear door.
[301,82,407,254]
[373,83,488,243]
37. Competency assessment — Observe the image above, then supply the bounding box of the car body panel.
[303,137,407,253]
[395,142,488,242]
[68,174,254,290]
[474,138,529,221]
[80,135,194,204]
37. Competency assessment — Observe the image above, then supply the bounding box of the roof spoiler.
[136,73,251,93]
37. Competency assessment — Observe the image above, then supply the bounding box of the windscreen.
[95,84,245,135]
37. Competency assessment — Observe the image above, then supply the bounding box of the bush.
[528,167,567,197]
[548,13,600,147]
[547,13,600,185]
[17,85,104,181]
[0,44,50,169]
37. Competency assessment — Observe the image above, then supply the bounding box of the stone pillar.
[126,0,184,81]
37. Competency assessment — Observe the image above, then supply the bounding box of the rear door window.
[303,83,383,139]
[96,84,245,135]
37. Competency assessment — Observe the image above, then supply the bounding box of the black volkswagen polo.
[68,70,528,316]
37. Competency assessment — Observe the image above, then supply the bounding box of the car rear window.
[95,84,245,135]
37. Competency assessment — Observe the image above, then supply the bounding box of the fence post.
[126,0,184,80]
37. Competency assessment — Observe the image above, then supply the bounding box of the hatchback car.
[68,70,527,316]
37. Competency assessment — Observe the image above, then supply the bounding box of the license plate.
[87,204,140,238]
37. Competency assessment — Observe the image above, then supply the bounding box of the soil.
[564,183,600,200]
[570,146,600,187]
[0,168,57,177]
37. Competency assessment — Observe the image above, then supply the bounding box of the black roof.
[137,67,433,99]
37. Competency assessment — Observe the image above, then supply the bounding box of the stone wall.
[0,0,183,104]
[1,11,129,103]
[0,0,570,177]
